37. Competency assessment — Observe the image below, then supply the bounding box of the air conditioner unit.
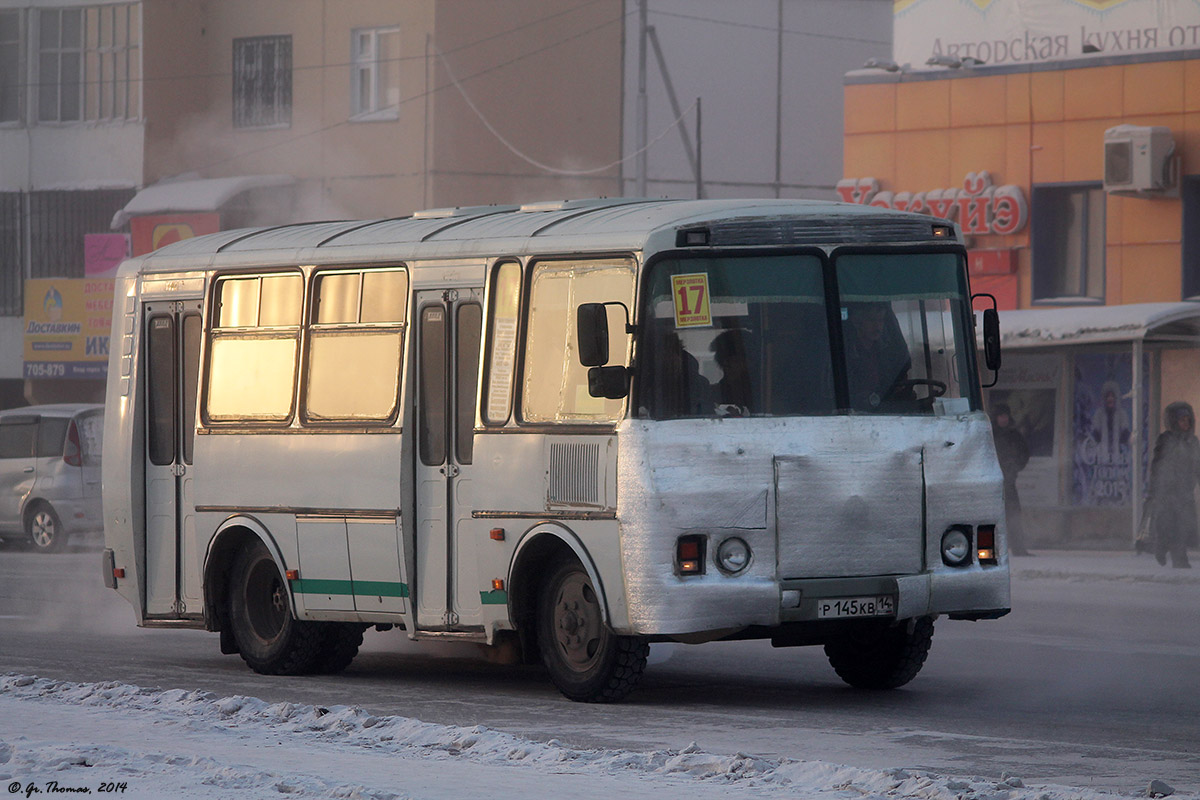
[1104,125,1177,196]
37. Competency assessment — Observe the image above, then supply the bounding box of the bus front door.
[414,289,484,631]
[143,299,202,618]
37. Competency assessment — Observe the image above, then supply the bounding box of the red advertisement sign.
[130,213,221,256]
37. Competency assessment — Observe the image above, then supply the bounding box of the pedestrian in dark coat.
[1147,401,1200,568]
[991,403,1032,556]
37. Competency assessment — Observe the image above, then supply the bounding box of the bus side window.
[305,267,408,424]
[521,259,635,424]
[206,272,302,424]
[483,261,521,426]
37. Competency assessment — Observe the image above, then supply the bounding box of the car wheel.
[26,503,66,554]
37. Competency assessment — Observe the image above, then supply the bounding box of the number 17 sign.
[671,273,712,328]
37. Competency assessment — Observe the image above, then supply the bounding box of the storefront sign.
[895,0,1200,67]
[22,279,114,380]
[968,249,1017,276]
[130,213,220,257]
[836,173,1028,236]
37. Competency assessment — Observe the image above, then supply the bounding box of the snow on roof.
[998,302,1200,349]
[110,174,295,229]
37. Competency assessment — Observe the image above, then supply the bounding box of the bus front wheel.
[536,559,649,702]
[824,615,935,690]
[228,541,324,675]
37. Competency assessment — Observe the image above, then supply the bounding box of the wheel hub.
[553,573,603,671]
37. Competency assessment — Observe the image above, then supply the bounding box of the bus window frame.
[480,258,524,428]
[635,243,977,418]
[299,263,409,428]
[829,243,979,415]
[200,267,306,429]
[515,253,638,430]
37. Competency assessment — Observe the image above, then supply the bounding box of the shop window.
[1031,183,1105,303]
[206,273,303,423]
[351,27,400,120]
[1182,176,1200,298]
[233,35,292,129]
[521,259,635,424]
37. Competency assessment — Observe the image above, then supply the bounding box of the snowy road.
[3,545,1199,797]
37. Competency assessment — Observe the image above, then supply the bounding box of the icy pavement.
[1010,549,1200,585]
[2,673,1192,800]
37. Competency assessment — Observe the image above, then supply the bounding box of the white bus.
[102,198,1009,702]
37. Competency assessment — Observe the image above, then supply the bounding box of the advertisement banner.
[22,279,114,380]
[895,0,1200,68]
[1071,351,1151,507]
[130,213,220,257]
[84,233,131,277]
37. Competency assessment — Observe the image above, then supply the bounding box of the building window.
[351,27,399,120]
[233,35,292,129]
[37,8,83,122]
[1031,183,1105,303]
[0,11,21,124]
[84,4,141,121]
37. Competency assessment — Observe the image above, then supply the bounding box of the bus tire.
[311,623,366,675]
[824,615,935,690]
[228,541,324,675]
[537,558,649,703]
[26,502,66,553]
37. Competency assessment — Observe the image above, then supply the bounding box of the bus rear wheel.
[537,559,649,703]
[824,615,935,689]
[228,541,324,675]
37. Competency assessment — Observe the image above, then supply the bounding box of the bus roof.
[128,198,955,274]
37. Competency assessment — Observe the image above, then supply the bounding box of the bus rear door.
[143,298,202,617]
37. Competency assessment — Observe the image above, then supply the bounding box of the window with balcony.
[351,27,400,120]
[233,35,292,129]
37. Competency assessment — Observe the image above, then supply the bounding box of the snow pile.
[1,674,1191,800]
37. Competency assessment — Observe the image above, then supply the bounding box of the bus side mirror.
[588,365,630,399]
[982,308,1001,372]
[577,303,609,367]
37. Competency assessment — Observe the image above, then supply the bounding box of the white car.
[0,403,104,552]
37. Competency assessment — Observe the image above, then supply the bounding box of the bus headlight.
[941,527,972,567]
[716,537,751,574]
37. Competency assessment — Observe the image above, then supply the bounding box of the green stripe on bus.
[291,578,410,598]
[480,589,508,605]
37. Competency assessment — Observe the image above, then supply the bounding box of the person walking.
[1146,401,1200,568]
[991,403,1032,556]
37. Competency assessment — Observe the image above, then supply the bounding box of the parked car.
[0,404,104,552]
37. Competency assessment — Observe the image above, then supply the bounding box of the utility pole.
[774,0,783,198]
[636,0,649,197]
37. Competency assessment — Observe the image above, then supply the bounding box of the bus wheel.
[824,616,935,690]
[228,542,323,675]
[311,623,366,675]
[537,559,649,703]
[26,503,66,553]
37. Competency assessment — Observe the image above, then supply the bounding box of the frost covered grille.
[548,442,601,506]
[704,217,940,246]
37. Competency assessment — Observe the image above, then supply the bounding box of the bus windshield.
[636,252,976,419]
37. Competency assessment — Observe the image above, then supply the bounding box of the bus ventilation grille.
[707,217,939,246]
[548,442,601,506]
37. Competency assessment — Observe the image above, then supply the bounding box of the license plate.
[816,595,895,619]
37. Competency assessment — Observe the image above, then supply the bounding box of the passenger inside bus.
[843,302,916,412]
[711,329,754,416]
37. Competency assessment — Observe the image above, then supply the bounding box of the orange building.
[844,50,1200,549]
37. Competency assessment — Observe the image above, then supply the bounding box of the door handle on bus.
[443,464,460,478]
[22,467,33,473]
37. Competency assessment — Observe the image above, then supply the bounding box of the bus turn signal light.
[113,568,125,579]
[285,569,300,581]
[977,525,997,564]
[676,535,705,575]
[490,528,505,541]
